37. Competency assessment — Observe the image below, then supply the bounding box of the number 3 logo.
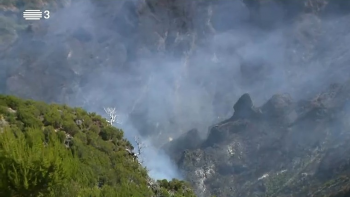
[44,10,50,19]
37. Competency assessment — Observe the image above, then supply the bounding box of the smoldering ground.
[2,0,350,180]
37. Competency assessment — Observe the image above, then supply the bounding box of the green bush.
[0,127,78,197]
[0,95,197,197]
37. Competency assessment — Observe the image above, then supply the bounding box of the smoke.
[114,120,182,180]
[2,0,350,180]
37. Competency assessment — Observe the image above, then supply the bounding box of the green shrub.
[0,127,78,197]
[0,94,197,197]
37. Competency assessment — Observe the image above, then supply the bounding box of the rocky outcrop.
[167,80,350,197]
[261,94,296,124]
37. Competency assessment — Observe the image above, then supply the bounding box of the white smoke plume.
[2,0,350,180]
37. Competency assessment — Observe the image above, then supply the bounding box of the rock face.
[166,80,350,197]
[163,128,203,162]
[261,94,296,124]
[232,93,261,120]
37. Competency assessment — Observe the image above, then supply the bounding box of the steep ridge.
[166,80,350,197]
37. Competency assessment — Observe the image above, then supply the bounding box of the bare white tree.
[124,136,148,165]
[104,107,122,125]
[103,108,146,165]
[134,136,148,164]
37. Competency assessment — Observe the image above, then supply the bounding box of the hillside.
[2,0,350,197]
[0,94,196,197]
[165,80,350,197]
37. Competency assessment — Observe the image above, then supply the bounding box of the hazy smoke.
[2,0,350,180]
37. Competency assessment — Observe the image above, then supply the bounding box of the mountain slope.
[0,94,196,197]
[2,0,350,197]
[165,80,350,197]
[1,0,350,144]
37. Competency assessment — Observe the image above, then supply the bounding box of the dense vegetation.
[0,95,196,197]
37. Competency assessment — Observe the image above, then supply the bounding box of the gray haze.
[2,0,350,180]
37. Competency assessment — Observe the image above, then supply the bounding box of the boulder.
[261,94,296,124]
[232,93,261,120]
